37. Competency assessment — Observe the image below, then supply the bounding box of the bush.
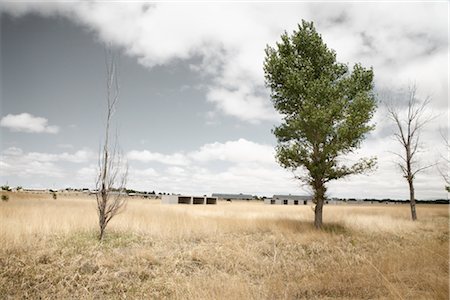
[1,195,9,202]
[1,185,11,191]
[52,192,57,200]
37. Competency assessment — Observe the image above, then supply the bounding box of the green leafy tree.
[264,20,377,228]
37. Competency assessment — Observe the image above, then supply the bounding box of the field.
[0,192,448,299]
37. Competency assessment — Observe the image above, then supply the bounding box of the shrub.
[1,195,9,202]
[1,185,11,191]
[52,192,57,200]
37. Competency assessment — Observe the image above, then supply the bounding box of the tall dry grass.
[0,191,448,299]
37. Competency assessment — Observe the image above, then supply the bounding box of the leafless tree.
[386,85,433,221]
[437,131,449,192]
[96,48,128,240]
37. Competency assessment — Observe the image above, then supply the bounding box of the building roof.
[272,195,311,200]
[212,193,253,199]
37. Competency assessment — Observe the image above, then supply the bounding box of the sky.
[0,1,448,199]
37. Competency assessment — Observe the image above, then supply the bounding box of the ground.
[0,192,448,299]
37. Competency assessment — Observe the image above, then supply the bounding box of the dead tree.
[96,48,128,240]
[438,131,449,192]
[386,85,433,221]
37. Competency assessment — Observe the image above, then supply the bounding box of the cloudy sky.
[0,2,448,199]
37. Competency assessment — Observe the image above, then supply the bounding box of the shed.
[265,194,312,205]
[161,195,217,205]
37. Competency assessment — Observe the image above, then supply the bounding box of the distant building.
[23,189,48,194]
[265,194,312,205]
[128,192,158,199]
[161,195,217,205]
[212,193,253,201]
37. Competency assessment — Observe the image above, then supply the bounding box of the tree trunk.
[99,225,105,240]
[313,182,326,229]
[98,211,106,240]
[98,210,109,240]
[314,197,324,229]
[408,179,417,221]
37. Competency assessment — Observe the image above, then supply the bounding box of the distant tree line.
[336,198,449,204]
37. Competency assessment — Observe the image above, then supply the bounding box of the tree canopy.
[264,20,377,228]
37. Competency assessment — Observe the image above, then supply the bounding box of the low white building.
[161,195,217,205]
[265,194,312,205]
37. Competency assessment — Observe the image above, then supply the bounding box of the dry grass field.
[0,191,448,299]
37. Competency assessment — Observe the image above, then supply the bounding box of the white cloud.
[132,168,159,178]
[1,137,446,198]
[2,147,93,163]
[127,150,190,166]
[126,167,159,191]
[327,132,446,200]
[76,165,97,182]
[1,158,64,178]
[125,135,447,198]
[0,3,288,123]
[190,138,275,164]
[0,113,60,134]
[1,147,94,178]
[166,166,186,176]
[0,2,446,124]
[207,87,278,123]
[25,149,94,163]
[126,161,299,197]
[2,147,23,156]
[125,139,299,195]
[128,138,275,166]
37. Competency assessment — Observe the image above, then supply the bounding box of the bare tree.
[96,48,128,240]
[386,85,433,221]
[437,131,449,192]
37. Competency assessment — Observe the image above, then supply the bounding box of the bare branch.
[385,84,433,221]
[96,47,128,240]
[388,151,407,164]
[411,163,436,178]
[395,162,407,177]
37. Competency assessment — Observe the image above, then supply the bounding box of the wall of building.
[264,198,310,205]
[161,195,217,205]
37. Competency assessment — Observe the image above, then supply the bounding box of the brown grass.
[0,191,448,299]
